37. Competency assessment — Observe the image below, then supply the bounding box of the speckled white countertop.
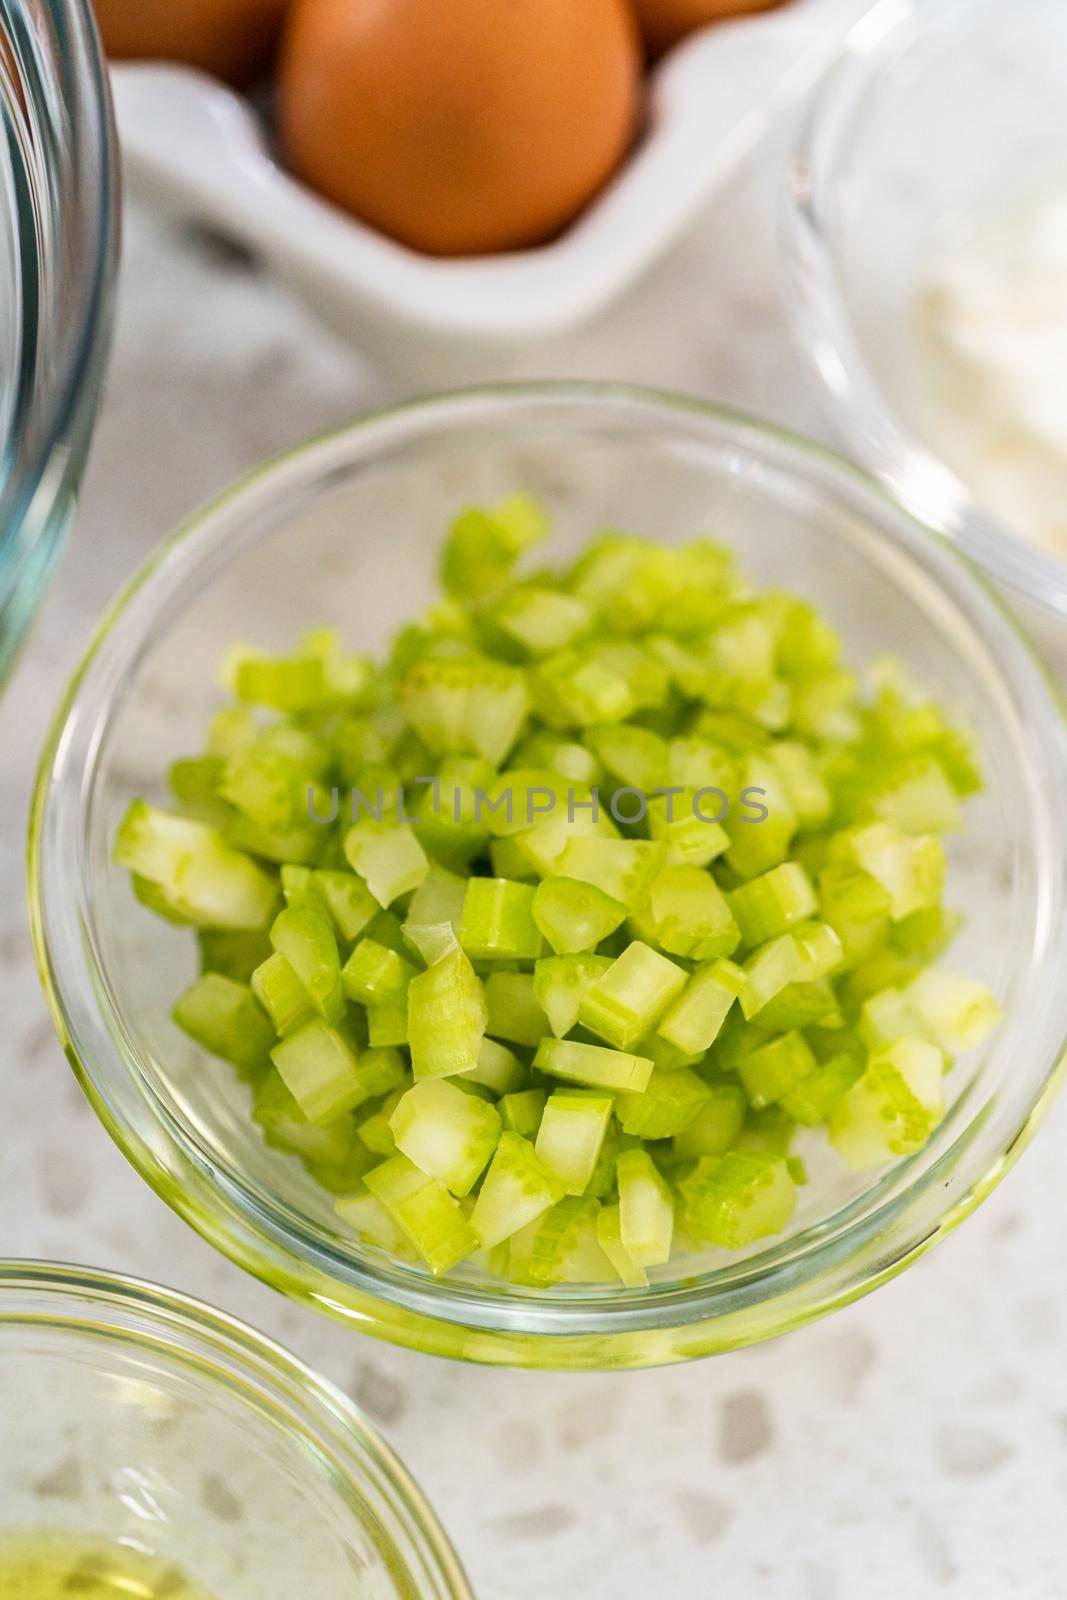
[4,113,1067,1600]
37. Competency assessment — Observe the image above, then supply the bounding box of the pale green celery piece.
[835,822,946,921]
[596,1202,649,1287]
[755,976,841,1033]
[281,864,325,914]
[534,1037,654,1094]
[791,921,844,982]
[680,1151,797,1248]
[739,934,806,1020]
[592,639,671,710]
[792,669,863,744]
[172,973,274,1078]
[226,647,331,714]
[631,864,740,961]
[364,1154,480,1275]
[343,822,429,909]
[219,746,304,835]
[817,863,891,964]
[903,969,1003,1056]
[504,1215,545,1286]
[666,735,738,793]
[532,877,627,956]
[555,837,666,910]
[860,986,923,1050]
[570,535,683,632]
[658,958,745,1054]
[579,941,687,1051]
[672,1082,747,1158]
[776,596,841,680]
[341,938,416,1005]
[489,586,592,656]
[722,754,797,880]
[484,971,548,1047]
[253,1072,366,1191]
[488,834,536,881]
[251,951,314,1036]
[509,804,620,878]
[440,494,550,601]
[780,1052,864,1125]
[169,755,226,822]
[638,1031,704,1071]
[356,1107,398,1158]
[513,732,601,786]
[407,942,487,1080]
[405,864,469,942]
[736,1031,817,1110]
[830,1037,944,1169]
[334,1191,418,1261]
[271,1019,374,1125]
[766,742,832,831]
[401,656,529,766]
[224,809,324,867]
[890,903,961,961]
[367,999,409,1048]
[458,877,543,961]
[479,769,572,838]
[207,704,257,759]
[470,1133,565,1248]
[313,869,379,942]
[868,755,962,836]
[270,906,345,1025]
[464,1036,526,1094]
[535,1090,613,1195]
[616,1066,711,1139]
[402,921,457,966]
[413,756,495,868]
[533,954,613,1037]
[529,649,636,728]
[501,1088,547,1138]
[528,1197,614,1285]
[586,724,669,792]
[727,862,817,947]
[617,1148,674,1267]
[115,802,279,930]
[197,926,273,985]
[647,792,730,869]
[389,1078,502,1197]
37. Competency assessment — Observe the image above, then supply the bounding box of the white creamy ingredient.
[919,192,1067,557]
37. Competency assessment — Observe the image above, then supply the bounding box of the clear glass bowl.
[0,0,117,684]
[30,383,1067,1369]
[785,0,1067,617]
[0,1261,472,1599]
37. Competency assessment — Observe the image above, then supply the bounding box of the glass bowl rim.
[28,380,1067,1369]
[0,1257,474,1599]
[782,0,1067,618]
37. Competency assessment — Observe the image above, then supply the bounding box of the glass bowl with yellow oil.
[0,1262,472,1600]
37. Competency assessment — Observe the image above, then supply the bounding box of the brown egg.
[278,0,642,257]
[94,0,291,86]
[635,0,788,56]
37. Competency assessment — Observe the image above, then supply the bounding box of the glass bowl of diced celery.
[30,384,1067,1370]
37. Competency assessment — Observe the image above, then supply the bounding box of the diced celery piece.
[780,1051,864,1125]
[172,973,274,1078]
[578,941,687,1051]
[868,755,962,835]
[727,862,817,947]
[364,1154,480,1274]
[631,864,740,961]
[739,934,806,1020]
[315,870,379,942]
[281,864,325,914]
[483,971,548,1047]
[356,1107,398,1158]
[680,1151,796,1248]
[414,756,495,868]
[271,1020,371,1125]
[890,904,960,961]
[835,822,946,922]
[169,755,225,819]
[535,1089,613,1195]
[344,822,429,909]
[341,939,416,1006]
[219,745,303,834]
[903,969,1003,1057]
[616,1066,711,1139]
[227,647,330,713]
[401,656,528,766]
[860,986,923,1049]
[658,959,744,1054]
[722,755,797,880]
[440,494,550,600]
[555,837,666,909]
[389,1079,502,1196]
[818,864,891,963]
[367,999,409,1048]
[617,1149,674,1267]
[533,954,613,1038]
[528,1197,612,1285]
[269,906,345,1025]
[673,1082,747,1158]
[829,1037,944,1169]
[197,926,273,985]
[591,1201,646,1287]
[587,724,668,791]
[251,951,314,1037]
[404,865,469,942]
[116,802,279,930]
[501,1088,547,1138]
[207,704,257,758]
[254,1072,367,1192]
[224,809,324,868]
[335,1192,417,1260]
[647,791,730,869]
[408,941,487,1080]
[489,585,592,658]
[755,977,840,1033]
[464,1036,526,1094]
[736,1031,817,1110]
[530,649,636,728]
[470,1133,565,1247]
[767,742,832,831]
[535,1037,654,1094]
[458,877,543,961]
[532,877,627,955]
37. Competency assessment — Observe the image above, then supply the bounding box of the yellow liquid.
[0,1532,217,1600]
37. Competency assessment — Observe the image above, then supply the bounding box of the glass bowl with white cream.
[785,0,1067,619]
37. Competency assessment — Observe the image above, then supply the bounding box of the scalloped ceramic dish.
[111,0,873,378]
